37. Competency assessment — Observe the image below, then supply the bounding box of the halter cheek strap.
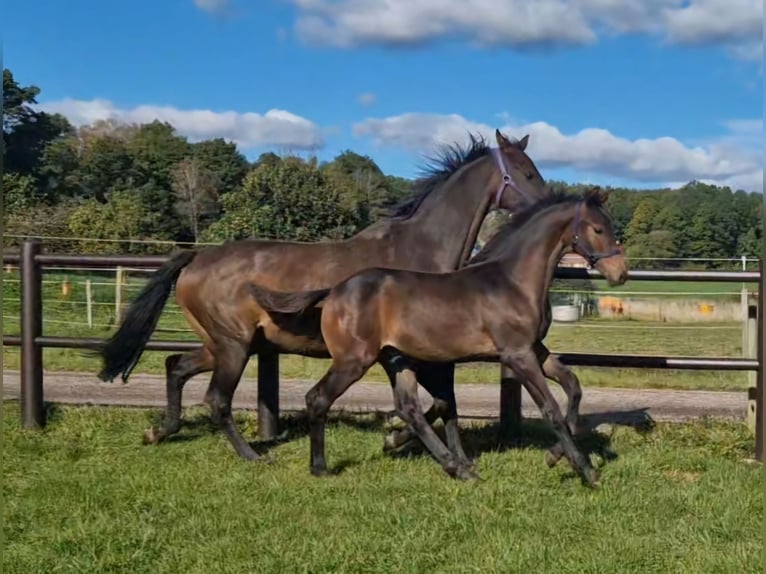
[571,201,623,268]
[490,147,530,208]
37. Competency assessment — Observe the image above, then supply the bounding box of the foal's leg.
[203,340,260,461]
[502,349,599,486]
[144,347,214,444]
[305,361,368,476]
[383,362,473,468]
[382,362,449,447]
[382,356,477,480]
[534,342,586,435]
[534,343,589,467]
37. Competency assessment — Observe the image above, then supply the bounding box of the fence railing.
[3,239,764,462]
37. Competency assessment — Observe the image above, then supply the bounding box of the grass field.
[2,270,756,391]
[3,402,762,573]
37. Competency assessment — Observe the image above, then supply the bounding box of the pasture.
[3,402,762,573]
[2,269,754,391]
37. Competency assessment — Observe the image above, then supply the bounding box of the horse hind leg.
[203,340,260,461]
[144,346,214,445]
[381,355,477,481]
[383,363,473,469]
[305,359,369,476]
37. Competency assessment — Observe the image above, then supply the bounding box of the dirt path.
[2,370,747,426]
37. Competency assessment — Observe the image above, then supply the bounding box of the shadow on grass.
[35,401,657,478]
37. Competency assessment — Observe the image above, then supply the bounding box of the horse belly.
[382,299,493,362]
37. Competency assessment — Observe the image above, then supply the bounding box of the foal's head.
[567,188,628,286]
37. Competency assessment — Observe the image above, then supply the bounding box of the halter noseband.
[490,147,531,208]
[571,200,622,268]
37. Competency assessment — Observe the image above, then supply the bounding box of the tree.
[3,172,38,214]
[171,157,219,243]
[202,155,361,243]
[3,68,73,178]
[625,230,677,269]
[67,188,169,254]
[624,197,659,244]
[192,138,249,194]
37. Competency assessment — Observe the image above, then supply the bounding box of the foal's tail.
[250,283,331,316]
[97,249,197,383]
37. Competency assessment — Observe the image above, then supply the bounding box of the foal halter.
[489,147,531,208]
[571,201,622,268]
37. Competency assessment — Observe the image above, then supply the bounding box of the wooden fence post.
[85,279,93,329]
[500,365,522,435]
[755,258,763,462]
[257,353,280,441]
[115,266,124,320]
[20,239,45,429]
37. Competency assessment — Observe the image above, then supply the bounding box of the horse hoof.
[382,430,413,452]
[143,427,162,445]
[455,465,481,481]
[545,447,563,468]
[583,467,601,488]
[310,466,330,478]
[238,449,261,462]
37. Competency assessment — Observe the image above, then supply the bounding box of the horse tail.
[97,249,197,383]
[250,283,331,316]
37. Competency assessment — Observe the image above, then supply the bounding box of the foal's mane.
[387,132,526,221]
[468,190,602,265]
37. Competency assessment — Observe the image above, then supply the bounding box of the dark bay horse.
[250,189,627,485]
[97,129,554,460]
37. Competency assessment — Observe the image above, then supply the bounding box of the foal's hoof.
[310,466,331,478]
[455,465,481,481]
[582,467,601,488]
[382,430,414,452]
[237,448,262,462]
[142,427,163,445]
[545,446,564,468]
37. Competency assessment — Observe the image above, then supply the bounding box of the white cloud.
[288,0,763,60]
[353,112,763,192]
[357,92,377,106]
[38,98,325,151]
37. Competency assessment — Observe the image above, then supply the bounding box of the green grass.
[2,270,755,391]
[3,402,762,573]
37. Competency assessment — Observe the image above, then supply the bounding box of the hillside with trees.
[3,68,762,268]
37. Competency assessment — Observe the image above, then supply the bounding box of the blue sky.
[4,0,764,192]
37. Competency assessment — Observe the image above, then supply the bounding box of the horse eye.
[525,172,535,180]
[593,227,603,235]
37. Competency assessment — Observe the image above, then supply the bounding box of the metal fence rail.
[3,239,764,461]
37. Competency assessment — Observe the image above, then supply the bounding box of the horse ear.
[518,134,529,151]
[584,187,602,203]
[598,189,610,204]
[495,128,511,149]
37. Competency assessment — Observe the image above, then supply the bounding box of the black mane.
[386,132,524,220]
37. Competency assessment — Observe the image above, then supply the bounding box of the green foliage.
[67,188,170,254]
[203,155,362,242]
[3,172,38,214]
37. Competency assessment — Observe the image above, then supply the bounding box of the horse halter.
[570,200,622,268]
[490,147,531,208]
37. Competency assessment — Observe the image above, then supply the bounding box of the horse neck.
[364,156,497,272]
[498,202,576,308]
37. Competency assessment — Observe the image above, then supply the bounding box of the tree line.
[3,68,762,268]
